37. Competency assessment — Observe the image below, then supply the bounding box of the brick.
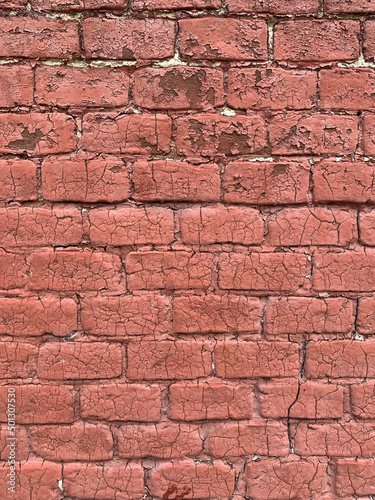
[42,156,130,203]
[223,160,310,205]
[80,383,161,421]
[148,461,235,499]
[36,66,129,107]
[364,21,375,61]
[268,207,356,246]
[351,382,375,419]
[359,209,375,245]
[0,385,75,423]
[0,296,77,337]
[215,341,299,378]
[83,17,176,60]
[0,250,27,289]
[126,251,214,290]
[219,252,309,292]
[228,68,317,110]
[116,423,202,458]
[0,206,83,247]
[336,460,375,496]
[320,68,375,110]
[0,426,29,461]
[169,380,254,420]
[0,0,27,6]
[205,421,289,458]
[81,113,171,154]
[245,458,328,500]
[178,18,267,61]
[30,423,113,461]
[81,294,171,337]
[0,113,76,154]
[327,0,375,12]
[0,342,38,379]
[89,207,174,245]
[133,160,220,202]
[37,342,122,380]
[0,17,79,59]
[265,297,354,335]
[313,161,375,203]
[269,113,358,155]
[180,206,263,245]
[175,114,267,159]
[63,462,144,500]
[362,114,375,154]
[358,297,375,334]
[313,249,375,292]
[133,67,224,110]
[294,422,375,457]
[274,20,360,63]
[305,340,375,378]
[31,0,125,10]
[173,295,262,334]
[28,248,124,291]
[134,0,219,8]
[227,0,319,13]
[127,340,212,380]
[259,381,343,419]
[0,65,33,107]
[0,159,37,201]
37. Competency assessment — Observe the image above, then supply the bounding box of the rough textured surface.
[1,1,375,499]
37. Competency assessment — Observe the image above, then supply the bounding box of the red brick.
[178,18,267,61]
[274,20,360,63]
[0,250,27,289]
[0,295,77,337]
[362,114,375,154]
[134,0,219,8]
[228,68,317,110]
[0,342,38,379]
[313,249,375,292]
[169,380,254,420]
[0,385,75,423]
[81,294,171,337]
[63,462,144,500]
[327,0,375,12]
[83,17,176,60]
[245,458,328,500]
[0,206,83,247]
[0,113,76,154]
[31,0,125,10]
[42,156,130,203]
[219,252,309,292]
[335,460,375,497]
[215,341,299,378]
[268,207,356,246]
[259,381,343,419]
[305,340,375,378]
[359,209,375,245]
[270,113,358,155]
[116,423,202,458]
[176,114,267,159]
[320,68,375,110]
[37,342,122,380]
[205,421,289,458]
[0,65,33,107]
[89,206,174,245]
[265,297,354,335]
[36,66,129,107]
[0,17,79,59]
[81,113,171,154]
[223,160,310,205]
[133,67,224,110]
[126,251,214,290]
[0,0,27,6]
[358,297,375,334]
[28,248,124,291]
[364,21,375,61]
[351,382,375,419]
[127,340,212,380]
[173,295,262,334]
[228,0,319,13]
[0,159,37,202]
[30,423,113,461]
[80,383,161,421]
[0,426,29,461]
[294,422,375,457]
[133,160,220,202]
[313,161,375,203]
[180,206,264,245]
[148,461,235,499]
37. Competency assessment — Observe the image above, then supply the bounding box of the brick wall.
[0,0,374,499]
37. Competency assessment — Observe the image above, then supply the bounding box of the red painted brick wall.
[0,0,374,499]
